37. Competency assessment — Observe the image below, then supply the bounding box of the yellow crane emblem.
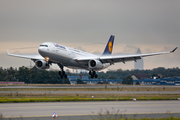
[108,41,112,53]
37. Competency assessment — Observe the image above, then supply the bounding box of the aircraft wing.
[76,47,177,64]
[7,50,44,60]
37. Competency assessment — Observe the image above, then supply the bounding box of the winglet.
[170,47,178,53]
[102,35,115,55]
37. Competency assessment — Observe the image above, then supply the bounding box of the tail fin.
[102,35,114,55]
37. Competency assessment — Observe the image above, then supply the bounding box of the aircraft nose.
[38,47,46,53]
[38,46,47,57]
[38,47,43,52]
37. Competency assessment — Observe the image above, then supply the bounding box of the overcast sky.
[0,0,179,71]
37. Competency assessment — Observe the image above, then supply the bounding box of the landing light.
[45,57,49,62]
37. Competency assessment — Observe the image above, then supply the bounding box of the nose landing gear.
[89,70,98,79]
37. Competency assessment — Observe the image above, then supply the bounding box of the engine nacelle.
[35,60,50,70]
[88,59,103,69]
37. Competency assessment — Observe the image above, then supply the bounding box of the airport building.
[133,78,180,85]
[131,74,151,80]
[68,75,180,85]
[131,73,180,85]
[68,76,123,85]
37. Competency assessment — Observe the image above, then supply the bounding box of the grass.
[1,86,180,91]
[1,85,180,103]
[88,117,180,120]
[87,108,180,120]
[0,93,180,103]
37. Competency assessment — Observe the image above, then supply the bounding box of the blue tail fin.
[102,35,114,55]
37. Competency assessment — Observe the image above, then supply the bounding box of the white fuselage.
[38,42,110,71]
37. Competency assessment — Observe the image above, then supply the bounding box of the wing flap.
[100,56,142,63]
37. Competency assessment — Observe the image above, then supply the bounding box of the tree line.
[0,66,180,84]
[0,66,70,84]
[96,67,180,79]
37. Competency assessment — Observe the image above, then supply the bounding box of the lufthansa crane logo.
[108,41,112,53]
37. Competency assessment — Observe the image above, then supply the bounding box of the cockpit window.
[39,45,48,47]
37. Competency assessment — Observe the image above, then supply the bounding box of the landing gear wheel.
[62,71,65,75]
[59,71,67,79]
[60,75,63,79]
[58,71,61,75]
[64,74,67,79]
[57,63,68,79]
[91,75,94,79]
[89,71,92,75]
[89,70,98,79]
[95,74,98,78]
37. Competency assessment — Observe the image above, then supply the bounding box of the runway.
[1,101,180,119]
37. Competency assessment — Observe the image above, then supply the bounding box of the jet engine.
[88,59,103,69]
[35,60,50,70]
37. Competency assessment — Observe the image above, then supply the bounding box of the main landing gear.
[57,63,67,79]
[89,70,98,79]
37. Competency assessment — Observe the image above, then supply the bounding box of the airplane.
[7,35,177,79]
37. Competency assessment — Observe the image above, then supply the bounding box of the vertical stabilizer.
[102,35,114,55]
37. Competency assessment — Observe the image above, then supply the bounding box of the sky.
[0,0,179,72]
